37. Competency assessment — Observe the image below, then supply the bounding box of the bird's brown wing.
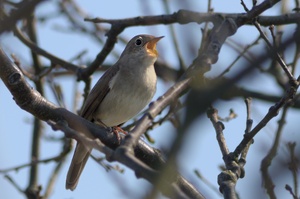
[66,64,120,190]
[80,64,120,119]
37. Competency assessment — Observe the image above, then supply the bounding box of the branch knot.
[8,72,22,85]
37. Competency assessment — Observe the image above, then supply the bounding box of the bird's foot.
[112,126,127,144]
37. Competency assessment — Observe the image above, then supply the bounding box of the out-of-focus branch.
[120,17,237,151]
[24,12,44,199]
[260,106,289,198]
[218,36,260,77]
[0,46,204,199]
[78,25,124,81]
[234,74,299,156]
[85,9,300,27]
[1,0,299,198]
[162,0,186,71]
[285,184,298,199]
[0,0,45,33]
[116,17,237,199]
[4,175,25,195]
[0,149,69,173]
[58,0,121,59]
[109,2,288,194]
[253,20,295,82]
[13,27,80,73]
[286,142,299,199]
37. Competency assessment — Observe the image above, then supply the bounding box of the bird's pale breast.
[93,62,157,127]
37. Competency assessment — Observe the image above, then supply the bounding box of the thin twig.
[287,142,299,198]
[260,106,289,198]
[234,78,298,155]
[4,175,24,194]
[207,107,229,157]
[218,36,260,77]
[162,0,186,70]
[13,27,80,73]
[0,150,69,173]
[43,137,71,199]
[253,20,295,82]
[285,184,298,199]
[240,98,253,161]
[194,170,222,196]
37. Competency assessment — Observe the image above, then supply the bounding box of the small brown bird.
[66,34,163,190]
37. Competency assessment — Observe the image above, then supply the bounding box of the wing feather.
[80,64,120,120]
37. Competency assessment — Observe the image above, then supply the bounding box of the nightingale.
[66,34,163,190]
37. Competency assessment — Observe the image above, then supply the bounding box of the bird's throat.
[146,42,158,56]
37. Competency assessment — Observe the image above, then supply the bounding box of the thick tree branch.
[85,9,300,27]
[0,46,203,199]
[1,0,299,198]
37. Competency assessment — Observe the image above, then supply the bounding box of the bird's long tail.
[66,143,91,190]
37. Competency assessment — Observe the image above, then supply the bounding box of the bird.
[66,34,164,190]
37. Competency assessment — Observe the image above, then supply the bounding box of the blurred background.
[0,0,299,199]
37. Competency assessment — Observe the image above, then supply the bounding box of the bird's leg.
[112,126,127,144]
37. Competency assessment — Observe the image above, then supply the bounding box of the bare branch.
[0,0,45,33]
[85,10,300,27]
[0,46,203,199]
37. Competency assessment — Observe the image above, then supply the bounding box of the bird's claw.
[112,126,127,144]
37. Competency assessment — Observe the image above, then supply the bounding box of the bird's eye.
[135,38,142,46]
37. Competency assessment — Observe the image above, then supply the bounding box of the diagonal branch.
[13,27,80,73]
[0,46,204,199]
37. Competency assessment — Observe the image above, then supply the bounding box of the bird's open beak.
[145,36,164,56]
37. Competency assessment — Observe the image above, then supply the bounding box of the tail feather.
[66,143,91,190]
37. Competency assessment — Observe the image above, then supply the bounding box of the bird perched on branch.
[66,34,164,190]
